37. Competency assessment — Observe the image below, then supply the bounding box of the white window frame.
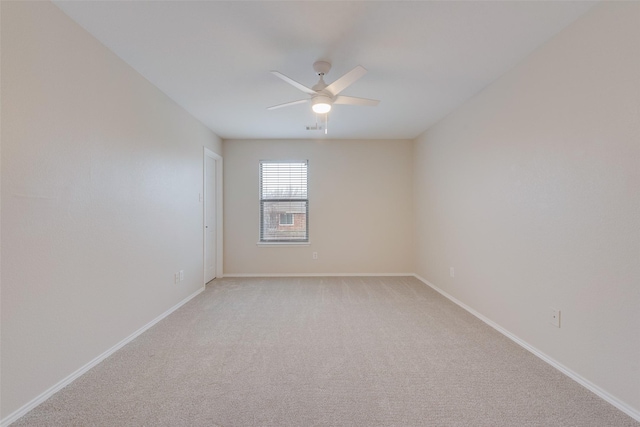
[258,160,309,245]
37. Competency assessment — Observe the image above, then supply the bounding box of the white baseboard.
[1,287,205,427]
[222,273,414,278]
[5,276,638,424]
[412,274,640,423]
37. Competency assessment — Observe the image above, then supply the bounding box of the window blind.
[259,161,309,242]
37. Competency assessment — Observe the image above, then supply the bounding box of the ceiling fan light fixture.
[312,96,332,114]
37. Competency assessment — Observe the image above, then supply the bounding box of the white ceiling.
[53,1,595,140]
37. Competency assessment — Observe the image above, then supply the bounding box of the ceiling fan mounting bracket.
[313,61,331,76]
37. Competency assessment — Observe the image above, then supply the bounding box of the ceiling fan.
[267,61,380,114]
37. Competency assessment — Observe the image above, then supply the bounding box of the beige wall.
[223,139,414,275]
[413,2,640,415]
[1,1,222,419]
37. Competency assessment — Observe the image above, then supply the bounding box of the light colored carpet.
[14,276,638,426]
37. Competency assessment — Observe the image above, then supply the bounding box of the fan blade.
[334,96,380,107]
[271,71,316,95]
[325,65,368,96]
[267,99,309,110]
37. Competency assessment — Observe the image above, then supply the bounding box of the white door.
[205,155,217,282]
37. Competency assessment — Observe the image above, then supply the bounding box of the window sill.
[257,242,310,247]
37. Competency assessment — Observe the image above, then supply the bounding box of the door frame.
[203,147,223,284]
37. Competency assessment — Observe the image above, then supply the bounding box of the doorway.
[204,147,223,284]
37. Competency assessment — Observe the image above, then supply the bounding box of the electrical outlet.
[450,267,455,278]
[549,308,561,328]
[312,252,318,260]
[179,270,184,281]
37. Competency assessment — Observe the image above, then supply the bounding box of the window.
[259,161,308,243]
[279,213,294,226]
